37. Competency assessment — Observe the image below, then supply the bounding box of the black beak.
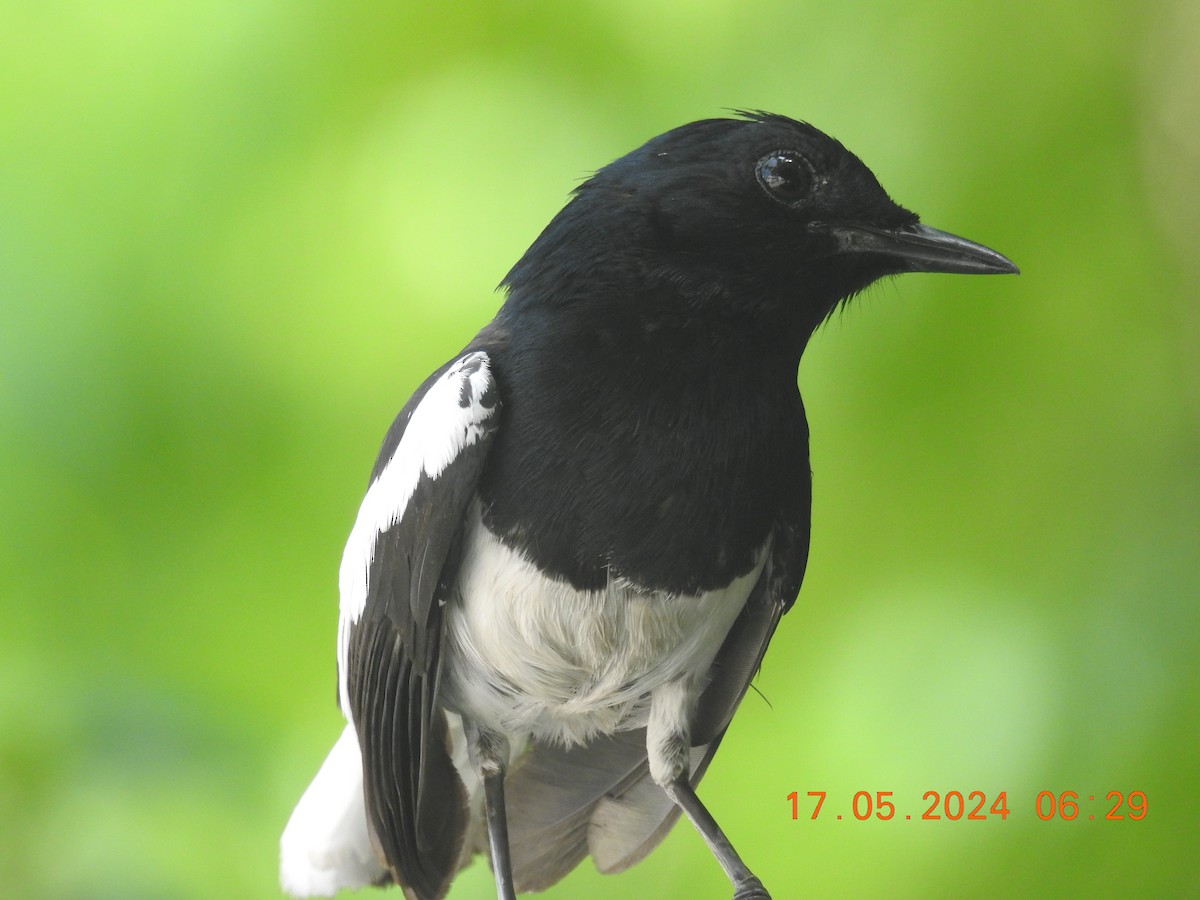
[825,222,1019,275]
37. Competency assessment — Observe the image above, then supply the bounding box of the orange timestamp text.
[787,790,1148,822]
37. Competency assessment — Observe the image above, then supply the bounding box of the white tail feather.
[280,725,385,897]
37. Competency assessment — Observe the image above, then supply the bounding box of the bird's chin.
[801,254,901,309]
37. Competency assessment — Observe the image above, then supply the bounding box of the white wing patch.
[336,351,496,718]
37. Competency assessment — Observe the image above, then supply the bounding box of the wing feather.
[340,351,499,899]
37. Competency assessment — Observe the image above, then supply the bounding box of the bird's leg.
[661,780,769,900]
[465,721,516,900]
[649,679,770,900]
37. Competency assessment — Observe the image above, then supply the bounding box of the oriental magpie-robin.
[280,111,1017,900]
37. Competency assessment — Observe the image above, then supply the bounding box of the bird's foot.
[732,876,770,900]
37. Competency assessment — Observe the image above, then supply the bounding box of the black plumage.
[280,111,1017,900]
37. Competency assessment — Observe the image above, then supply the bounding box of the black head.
[501,112,1016,342]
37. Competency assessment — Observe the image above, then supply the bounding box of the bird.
[279,111,1017,900]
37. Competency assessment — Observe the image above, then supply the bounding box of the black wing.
[337,351,499,900]
[690,510,810,746]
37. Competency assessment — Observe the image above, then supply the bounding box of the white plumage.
[443,507,766,749]
[279,725,386,897]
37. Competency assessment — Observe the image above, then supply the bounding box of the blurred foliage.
[2,1,1198,898]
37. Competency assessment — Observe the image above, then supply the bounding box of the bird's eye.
[756,151,815,205]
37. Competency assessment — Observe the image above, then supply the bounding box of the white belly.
[442,507,766,746]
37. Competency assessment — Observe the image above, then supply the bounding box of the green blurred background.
[3,1,1197,898]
